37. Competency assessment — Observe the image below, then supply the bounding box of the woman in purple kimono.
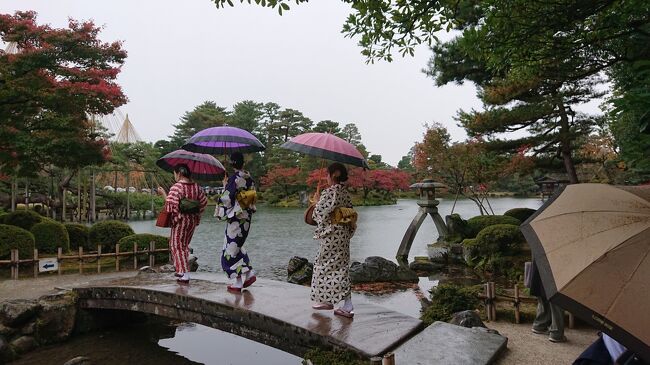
[215,152,257,292]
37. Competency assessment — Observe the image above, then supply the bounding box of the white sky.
[2,1,598,165]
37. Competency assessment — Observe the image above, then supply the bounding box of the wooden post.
[133,243,138,270]
[490,282,497,321]
[78,246,83,274]
[382,353,395,365]
[10,249,18,279]
[57,247,62,276]
[568,313,575,329]
[485,283,492,321]
[514,284,521,324]
[97,245,102,274]
[370,357,383,365]
[33,249,38,278]
[149,241,155,267]
[115,244,120,272]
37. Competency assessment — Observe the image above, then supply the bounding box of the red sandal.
[227,285,242,293]
[312,303,334,310]
[334,308,354,318]
[243,275,256,288]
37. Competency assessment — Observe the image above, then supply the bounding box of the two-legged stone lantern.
[396,179,448,267]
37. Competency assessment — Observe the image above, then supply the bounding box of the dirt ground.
[490,320,598,364]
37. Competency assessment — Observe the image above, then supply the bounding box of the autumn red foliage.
[0,11,127,174]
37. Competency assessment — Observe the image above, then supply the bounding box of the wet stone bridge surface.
[73,273,507,363]
[74,273,422,358]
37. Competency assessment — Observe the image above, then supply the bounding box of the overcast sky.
[3,1,492,165]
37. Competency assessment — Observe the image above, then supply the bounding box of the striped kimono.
[165,181,207,275]
[215,170,256,278]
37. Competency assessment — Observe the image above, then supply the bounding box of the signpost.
[39,258,59,273]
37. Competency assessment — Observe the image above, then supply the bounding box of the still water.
[14,198,542,365]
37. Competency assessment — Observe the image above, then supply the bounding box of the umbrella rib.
[603,248,650,317]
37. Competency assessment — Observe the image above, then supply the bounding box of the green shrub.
[421,284,481,324]
[465,215,521,238]
[475,224,524,255]
[88,220,134,252]
[65,224,91,251]
[0,224,35,259]
[31,221,70,254]
[504,208,537,223]
[302,349,370,365]
[2,210,43,230]
[0,212,7,224]
[118,233,169,262]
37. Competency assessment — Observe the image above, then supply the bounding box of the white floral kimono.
[310,183,356,304]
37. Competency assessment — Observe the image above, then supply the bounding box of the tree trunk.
[125,172,130,220]
[11,177,16,212]
[90,170,96,223]
[557,102,579,184]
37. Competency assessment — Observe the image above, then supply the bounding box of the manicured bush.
[465,215,521,238]
[31,221,70,254]
[475,224,525,255]
[0,224,35,260]
[65,223,91,251]
[421,284,481,324]
[504,208,537,223]
[118,233,169,262]
[2,210,43,231]
[0,212,7,224]
[88,220,134,252]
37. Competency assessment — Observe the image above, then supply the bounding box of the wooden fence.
[0,243,170,279]
[482,282,575,328]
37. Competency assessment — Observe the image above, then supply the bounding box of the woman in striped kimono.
[158,164,207,284]
[215,152,257,293]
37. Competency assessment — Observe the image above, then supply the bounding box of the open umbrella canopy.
[521,184,650,362]
[182,126,265,154]
[156,150,225,181]
[280,132,368,168]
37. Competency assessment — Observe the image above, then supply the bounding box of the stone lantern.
[396,179,449,266]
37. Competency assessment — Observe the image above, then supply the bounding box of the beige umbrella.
[521,184,650,362]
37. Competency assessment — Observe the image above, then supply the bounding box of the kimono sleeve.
[313,187,337,226]
[165,184,182,216]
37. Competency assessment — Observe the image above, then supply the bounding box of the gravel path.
[490,321,598,364]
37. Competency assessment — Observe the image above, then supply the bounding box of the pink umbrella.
[280,132,368,168]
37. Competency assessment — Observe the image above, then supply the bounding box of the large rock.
[287,256,313,285]
[449,310,486,329]
[64,356,93,365]
[10,336,36,354]
[409,256,445,273]
[427,242,449,264]
[35,294,77,345]
[0,335,11,362]
[0,300,41,327]
[189,254,199,272]
[349,256,418,283]
[0,323,15,337]
[158,264,175,273]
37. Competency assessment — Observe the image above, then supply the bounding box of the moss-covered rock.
[465,215,521,238]
[421,284,481,325]
[445,214,468,243]
[64,224,91,251]
[0,225,35,260]
[88,220,134,252]
[1,210,43,231]
[504,208,537,223]
[31,221,70,254]
[302,348,370,365]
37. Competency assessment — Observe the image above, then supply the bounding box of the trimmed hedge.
[65,223,91,251]
[117,233,169,262]
[0,224,35,260]
[89,220,134,252]
[475,224,525,255]
[465,215,522,238]
[31,221,70,254]
[2,210,43,231]
[504,208,537,223]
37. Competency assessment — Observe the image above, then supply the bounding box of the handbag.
[304,204,317,226]
[524,261,533,288]
[179,198,200,214]
[236,189,257,209]
[331,207,358,225]
[155,210,171,227]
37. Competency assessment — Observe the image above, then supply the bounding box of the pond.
[13,198,542,365]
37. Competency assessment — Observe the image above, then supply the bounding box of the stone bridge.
[73,273,506,364]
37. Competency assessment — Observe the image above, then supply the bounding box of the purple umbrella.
[182,126,265,154]
[156,150,225,181]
